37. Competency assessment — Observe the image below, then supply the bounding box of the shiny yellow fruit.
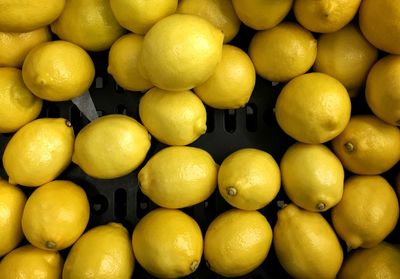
[218,148,280,210]
[294,0,362,33]
[178,0,240,43]
[132,208,203,278]
[314,24,378,97]
[275,72,351,143]
[0,179,26,257]
[139,146,217,209]
[332,115,400,175]
[232,0,293,30]
[108,33,153,92]
[332,175,399,249]
[51,0,126,52]
[22,180,90,251]
[0,1,65,32]
[63,223,134,279]
[73,115,151,179]
[204,209,272,277]
[249,22,317,82]
[139,14,224,91]
[110,0,177,35]
[194,44,255,109]
[0,67,42,133]
[3,118,74,187]
[274,204,343,279]
[0,27,51,67]
[0,245,63,279]
[139,87,207,145]
[22,40,95,101]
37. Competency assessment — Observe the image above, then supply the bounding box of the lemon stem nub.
[226,186,237,196]
[65,120,72,127]
[344,142,354,152]
[316,202,326,211]
[190,260,199,272]
[277,200,287,209]
[46,241,56,249]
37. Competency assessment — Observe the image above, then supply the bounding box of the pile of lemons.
[0,0,399,278]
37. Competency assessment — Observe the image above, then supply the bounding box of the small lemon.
[22,180,90,251]
[132,208,203,278]
[138,146,218,209]
[204,209,272,277]
[0,67,42,133]
[194,44,256,109]
[332,175,399,249]
[2,118,74,187]
[249,22,317,82]
[63,223,134,279]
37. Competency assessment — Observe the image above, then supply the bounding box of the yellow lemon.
[204,209,272,277]
[110,0,177,35]
[139,14,224,91]
[132,208,203,278]
[314,24,378,97]
[194,44,256,109]
[281,143,344,212]
[22,180,90,251]
[332,115,400,175]
[177,0,240,43]
[275,72,351,143]
[248,22,317,82]
[218,148,280,210]
[2,118,74,187]
[294,0,362,33]
[332,175,399,249]
[0,1,65,32]
[73,114,151,179]
[0,67,42,133]
[139,87,207,145]
[274,203,343,279]
[232,0,293,30]
[108,33,153,92]
[51,0,126,52]
[63,223,134,279]
[0,27,51,68]
[0,245,63,279]
[139,146,218,209]
[22,40,95,101]
[0,179,26,257]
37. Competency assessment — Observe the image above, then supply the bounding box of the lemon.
[139,14,224,91]
[132,208,203,278]
[294,0,362,33]
[139,87,207,145]
[0,1,65,32]
[218,148,280,210]
[73,114,151,179]
[2,118,74,187]
[274,203,343,279]
[275,72,351,144]
[0,179,26,257]
[51,0,126,52]
[232,0,293,30]
[332,115,400,175]
[0,245,63,279]
[248,22,317,82]
[366,55,400,126]
[194,44,256,109]
[110,0,177,35]
[108,33,153,92]
[204,209,272,277]
[22,40,95,102]
[314,24,378,97]
[0,67,42,133]
[22,180,90,251]
[139,146,217,209]
[177,0,240,43]
[332,175,399,249]
[63,223,134,279]
[0,27,51,68]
